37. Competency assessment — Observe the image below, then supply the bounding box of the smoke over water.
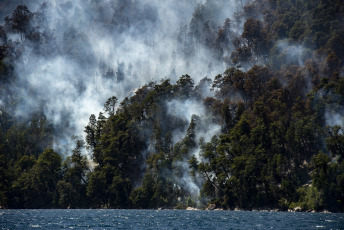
[3,0,245,154]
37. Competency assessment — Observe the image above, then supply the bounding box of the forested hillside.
[0,0,344,212]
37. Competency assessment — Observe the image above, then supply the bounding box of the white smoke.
[325,109,344,128]
[166,98,221,196]
[4,0,244,155]
[274,39,313,67]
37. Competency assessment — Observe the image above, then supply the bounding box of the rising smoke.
[3,0,246,154]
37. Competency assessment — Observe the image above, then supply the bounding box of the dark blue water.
[1,209,344,229]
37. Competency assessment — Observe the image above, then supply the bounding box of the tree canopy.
[0,0,343,212]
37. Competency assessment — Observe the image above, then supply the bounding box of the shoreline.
[0,207,337,213]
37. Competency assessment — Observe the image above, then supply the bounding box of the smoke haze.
[2,0,246,154]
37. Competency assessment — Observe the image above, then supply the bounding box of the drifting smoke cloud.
[4,0,244,154]
[272,39,313,68]
[167,99,221,145]
[174,160,201,197]
[325,109,344,128]
[167,98,221,196]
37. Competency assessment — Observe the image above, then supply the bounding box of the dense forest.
[0,0,344,212]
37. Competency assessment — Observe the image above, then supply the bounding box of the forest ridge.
[0,0,344,212]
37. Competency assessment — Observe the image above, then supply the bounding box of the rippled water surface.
[1,209,344,229]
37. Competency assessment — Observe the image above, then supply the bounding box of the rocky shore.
[181,204,333,213]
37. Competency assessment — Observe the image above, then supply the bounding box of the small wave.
[30,225,41,228]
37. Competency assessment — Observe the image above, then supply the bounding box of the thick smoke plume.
[3,0,245,154]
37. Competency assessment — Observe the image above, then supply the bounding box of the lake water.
[1,209,344,229]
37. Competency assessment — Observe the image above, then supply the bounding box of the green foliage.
[57,140,89,208]
[291,186,325,211]
[11,148,62,208]
[130,173,155,208]
[1,0,344,211]
[311,152,330,190]
[104,96,118,116]
[326,126,344,159]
